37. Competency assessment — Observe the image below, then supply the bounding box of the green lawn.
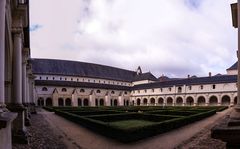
[109,120,154,130]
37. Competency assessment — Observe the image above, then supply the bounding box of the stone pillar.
[0,0,6,112]
[9,32,28,144]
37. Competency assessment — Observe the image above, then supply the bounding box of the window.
[144,89,147,93]
[96,90,101,93]
[200,85,203,90]
[88,79,90,82]
[169,87,171,91]
[46,77,48,80]
[65,78,67,81]
[177,87,182,93]
[160,88,163,92]
[138,90,140,93]
[77,78,79,82]
[60,77,62,80]
[53,77,55,80]
[212,84,216,89]
[104,81,105,83]
[124,91,127,94]
[40,76,42,80]
[152,89,154,92]
[71,78,73,81]
[188,86,192,90]
[42,87,48,91]
[99,80,101,83]
[80,89,85,93]
[111,91,115,94]
[62,88,67,92]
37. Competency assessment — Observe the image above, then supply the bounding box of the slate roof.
[133,72,158,81]
[30,58,157,82]
[132,75,237,90]
[227,62,237,70]
[35,80,131,91]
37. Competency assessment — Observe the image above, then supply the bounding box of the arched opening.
[186,97,194,106]
[150,98,155,105]
[78,98,82,106]
[65,98,72,106]
[110,99,113,106]
[177,87,182,93]
[58,98,64,106]
[167,97,173,106]
[114,99,118,106]
[99,98,104,106]
[96,90,101,93]
[38,97,44,106]
[95,98,99,106]
[46,98,53,106]
[62,88,67,92]
[158,98,164,105]
[42,87,48,91]
[83,98,89,106]
[197,96,205,106]
[137,98,141,106]
[126,100,129,106]
[209,96,218,106]
[234,97,237,105]
[80,89,85,92]
[143,98,148,105]
[132,100,134,106]
[176,97,183,106]
[222,95,230,106]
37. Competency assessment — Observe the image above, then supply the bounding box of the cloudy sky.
[30,0,237,78]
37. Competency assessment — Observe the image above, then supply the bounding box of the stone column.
[0,0,6,112]
[9,32,29,144]
[237,0,240,109]
[22,58,27,105]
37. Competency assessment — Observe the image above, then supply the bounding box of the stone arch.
[150,98,155,105]
[99,98,104,106]
[166,97,173,106]
[137,98,141,106]
[222,95,230,106]
[78,98,82,106]
[37,97,44,106]
[65,98,72,106]
[186,96,194,106]
[176,97,183,106]
[158,97,164,105]
[46,97,53,106]
[143,98,148,105]
[114,99,118,106]
[58,98,64,106]
[209,96,218,106]
[197,96,205,106]
[83,98,89,106]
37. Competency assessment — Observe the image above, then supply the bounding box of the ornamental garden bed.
[43,106,227,142]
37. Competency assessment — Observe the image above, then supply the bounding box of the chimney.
[209,72,212,77]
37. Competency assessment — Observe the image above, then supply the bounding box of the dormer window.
[152,89,154,92]
[144,89,147,93]
[46,77,48,80]
[53,77,55,80]
[200,85,203,90]
[177,87,182,93]
[111,91,115,94]
[80,89,85,93]
[169,87,171,91]
[124,91,127,94]
[188,86,192,90]
[96,90,101,93]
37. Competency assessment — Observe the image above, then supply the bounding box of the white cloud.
[30,0,237,78]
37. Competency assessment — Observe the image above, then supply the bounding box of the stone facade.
[32,59,237,108]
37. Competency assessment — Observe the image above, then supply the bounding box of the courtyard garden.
[44,106,228,143]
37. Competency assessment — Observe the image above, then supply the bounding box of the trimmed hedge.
[51,107,217,142]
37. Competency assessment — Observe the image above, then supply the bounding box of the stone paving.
[13,107,232,149]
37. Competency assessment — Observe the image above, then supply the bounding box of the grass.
[109,120,154,130]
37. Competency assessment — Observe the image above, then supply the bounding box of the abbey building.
[32,59,238,107]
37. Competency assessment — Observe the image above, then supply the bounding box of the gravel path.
[13,109,67,149]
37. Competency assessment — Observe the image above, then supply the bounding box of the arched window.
[200,85,204,90]
[111,90,115,94]
[62,88,67,92]
[78,98,82,106]
[212,84,216,89]
[177,87,182,93]
[124,91,127,94]
[65,98,72,106]
[80,89,85,93]
[96,90,101,93]
[42,87,48,91]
